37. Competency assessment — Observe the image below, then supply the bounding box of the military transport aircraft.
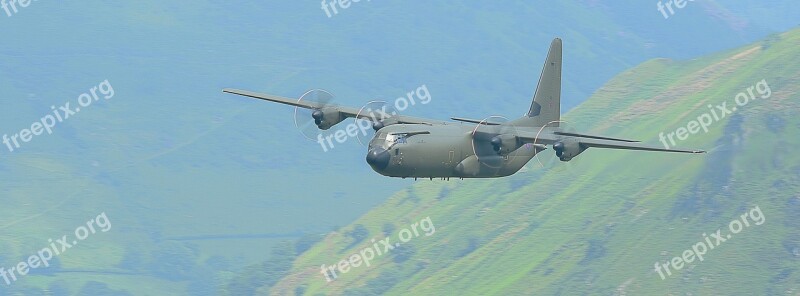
[223,38,705,179]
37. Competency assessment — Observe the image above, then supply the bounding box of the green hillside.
[0,2,796,295]
[263,28,800,295]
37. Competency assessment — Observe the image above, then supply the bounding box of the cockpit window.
[385,134,407,144]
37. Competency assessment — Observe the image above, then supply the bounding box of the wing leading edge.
[576,138,705,154]
[519,130,705,154]
[222,88,439,125]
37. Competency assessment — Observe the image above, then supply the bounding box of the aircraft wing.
[222,88,439,125]
[574,138,705,153]
[223,88,321,109]
[519,130,705,154]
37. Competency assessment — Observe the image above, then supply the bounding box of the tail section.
[514,38,562,127]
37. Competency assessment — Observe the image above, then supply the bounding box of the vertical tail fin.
[515,38,562,127]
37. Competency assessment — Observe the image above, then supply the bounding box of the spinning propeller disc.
[293,89,336,141]
[470,116,521,169]
[354,100,399,146]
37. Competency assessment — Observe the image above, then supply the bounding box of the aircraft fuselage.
[366,124,542,178]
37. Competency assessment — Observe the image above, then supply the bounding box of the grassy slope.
[268,29,800,295]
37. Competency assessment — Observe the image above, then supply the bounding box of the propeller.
[470,116,521,169]
[293,89,337,141]
[531,120,585,172]
[354,100,399,146]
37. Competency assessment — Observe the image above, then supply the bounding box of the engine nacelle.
[490,134,521,156]
[312,108,345,130]
[553,138,587,161]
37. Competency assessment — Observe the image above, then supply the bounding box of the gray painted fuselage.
[366,124,542,178]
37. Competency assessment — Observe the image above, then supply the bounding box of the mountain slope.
[0,2,797,294]
[266,28,800,295]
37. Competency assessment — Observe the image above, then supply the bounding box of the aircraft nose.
[366,148,390,171]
